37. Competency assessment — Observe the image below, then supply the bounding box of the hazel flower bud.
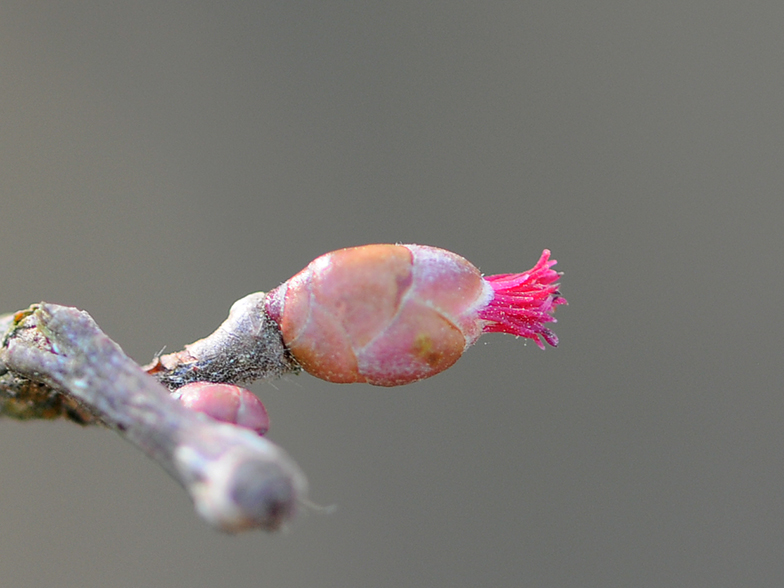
[264,244,565,387]
[176,382,270,435]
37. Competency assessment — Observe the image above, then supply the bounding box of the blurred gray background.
[1,2,782,587]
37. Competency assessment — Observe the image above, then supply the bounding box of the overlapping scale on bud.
[264,244,565,387]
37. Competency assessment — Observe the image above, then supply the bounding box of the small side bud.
[176,382,270,435]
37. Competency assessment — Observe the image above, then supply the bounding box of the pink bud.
[265,244,565,387]
[176,382,270,435]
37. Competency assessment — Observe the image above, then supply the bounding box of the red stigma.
[478,250,566,349]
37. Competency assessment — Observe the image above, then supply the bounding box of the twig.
[144,292,299,389]
[0,244,565,532]
[0,303,306,532]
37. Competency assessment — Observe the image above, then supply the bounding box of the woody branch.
[0,302,306,533]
